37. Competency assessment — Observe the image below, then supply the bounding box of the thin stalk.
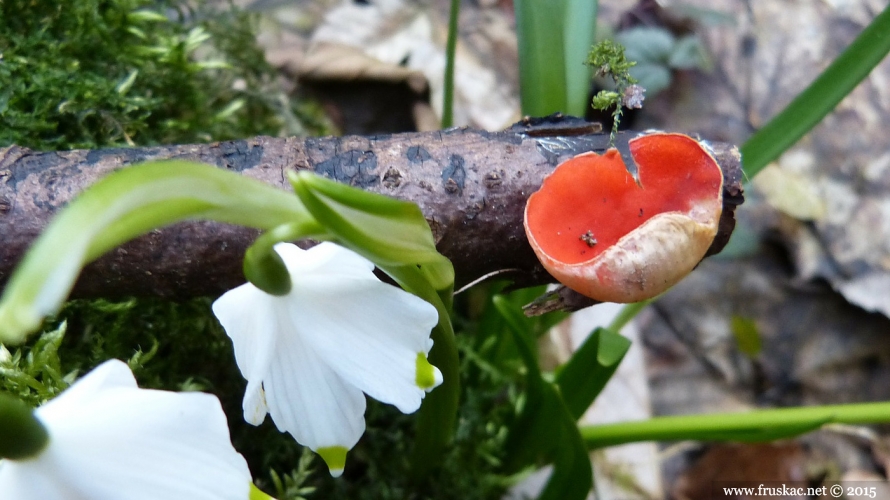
[581,401,890,449]
[742,4,890,177]
[441,0,460,128]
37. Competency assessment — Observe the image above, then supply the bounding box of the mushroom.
[523,132,724,303]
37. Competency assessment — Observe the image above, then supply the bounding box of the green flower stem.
[0,392,49,460]
[742,4,890,177]
[581,401,890,449]
[0,160,310,344]
[384,264,459,480]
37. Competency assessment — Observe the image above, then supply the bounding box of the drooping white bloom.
[212,242,442,477]
[0,359,253,500]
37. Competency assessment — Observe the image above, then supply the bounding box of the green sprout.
[586,40,645,146]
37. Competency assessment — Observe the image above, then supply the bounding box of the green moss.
[586,39,641,145]
[0,322,71,407]
[0,0,327,151]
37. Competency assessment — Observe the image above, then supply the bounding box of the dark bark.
[0,115,743,302]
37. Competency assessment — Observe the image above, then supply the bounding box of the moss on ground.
[0,0,323,150]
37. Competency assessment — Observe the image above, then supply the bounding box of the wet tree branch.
[0,115,743,304]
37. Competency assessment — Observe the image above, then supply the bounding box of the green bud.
[243,244,292,296]
[242,221,327,296]
[0,392,49,460]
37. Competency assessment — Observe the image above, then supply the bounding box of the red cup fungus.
[523,132,724,303]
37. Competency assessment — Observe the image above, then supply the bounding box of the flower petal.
[214,241,442,477]
[0,360,251,500]
[288,274,441,414]
[212,284,280,425]
[274,242,374,279]
[261,320,366,476]
[38,355,137,410]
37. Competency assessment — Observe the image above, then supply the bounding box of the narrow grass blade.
[563,0,597,116]
[441,0,460,127]
[515,0,568,115]
[742,4,890,177]
[556,327,631,420]
[494,296,594,500]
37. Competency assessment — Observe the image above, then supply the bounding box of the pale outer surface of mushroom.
[524,134,724,303]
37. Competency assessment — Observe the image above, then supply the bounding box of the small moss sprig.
[0,323,73,408]
[587,40,646,146]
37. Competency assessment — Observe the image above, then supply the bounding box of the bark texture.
[0,115,743,301]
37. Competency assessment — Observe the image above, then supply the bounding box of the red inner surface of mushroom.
[526,134,723,265]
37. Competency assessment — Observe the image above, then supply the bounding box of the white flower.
[212,242,442,477]
[0,359,253,500]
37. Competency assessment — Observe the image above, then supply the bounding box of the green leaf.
[742,4,890,178]
[515,0,598,116]
[0,321,72,408]
[0,161,309,344]
[556,327,631,420]
[592,90,620,110]
[493,296,549,470]
[494,296,593,500]
[562,0,598,116]
[536,387,595,500]
[515,0,568,116]
[492,296,540,376]
[409,317,459,479]
[289,171,454,292]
